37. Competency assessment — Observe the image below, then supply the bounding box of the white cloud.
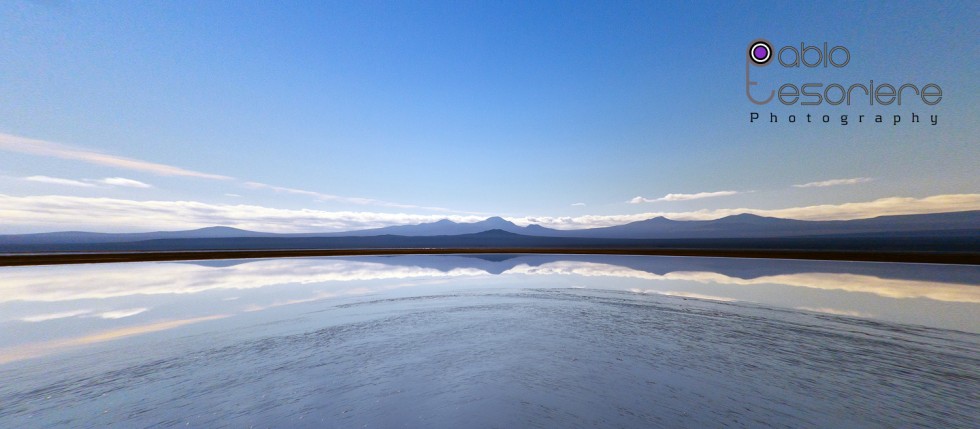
[0,193,977,234]
[24,175,153,189]
[793,177,873,188]
[511,194,980,229]
[224,193,242,198]
[0,194,485,233]
[571,202,586,207]
[23,175,96,187]
[99,177,152,188]
[630,190,740,204]
[0,133,232,180]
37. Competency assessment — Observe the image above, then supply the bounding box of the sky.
[0,0,977,233]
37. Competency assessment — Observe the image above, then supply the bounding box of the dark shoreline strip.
[0,248,977,266]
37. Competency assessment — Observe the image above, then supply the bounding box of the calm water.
[1,255,977,428]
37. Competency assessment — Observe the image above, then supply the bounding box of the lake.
[1,255,977,428]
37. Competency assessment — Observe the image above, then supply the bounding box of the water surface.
[1,255,977,427]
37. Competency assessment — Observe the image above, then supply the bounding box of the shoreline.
[1,248,977,267]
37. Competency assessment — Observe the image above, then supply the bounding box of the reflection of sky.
[0,255,977,364]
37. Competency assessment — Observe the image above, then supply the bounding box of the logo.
[748,39,772,66]
[746,39,942,126]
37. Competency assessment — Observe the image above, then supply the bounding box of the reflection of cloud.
[20,309,92,322]
[505,262,980,303]
[243,290,346,312]
[97,308,148,319]
[0,259,490,303]
[0,315,228,365]
[629,190,740,204]
[675,271,980,304]
[630,289,737,302]
[2,259,975,306]
[796,307,872,318]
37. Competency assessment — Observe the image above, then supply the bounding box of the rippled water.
[1,255,978,428]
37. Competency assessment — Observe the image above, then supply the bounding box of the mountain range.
[324,211,979,239]
[0,210,980,247]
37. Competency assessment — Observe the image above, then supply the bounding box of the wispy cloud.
[513,194,980,229]
[571,202,586,207]
[99,177,152,188]
[23,175,153,189]
[0,133,232,180]
[23,175,95,187]
[1,132,471,213]
[629,190,740,204]
[793,177,873,188]
[244,181,465,212]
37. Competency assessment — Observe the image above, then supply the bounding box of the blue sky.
[1,1,977,232]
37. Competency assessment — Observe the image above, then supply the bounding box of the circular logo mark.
[749,40,772,65]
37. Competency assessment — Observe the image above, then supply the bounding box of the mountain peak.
[712,213,794,225]
[192,226,249,232]
[642,216,676,223]
[479,216,516,226]
[726,213,765,219]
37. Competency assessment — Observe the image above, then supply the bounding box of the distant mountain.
[0,211,977,252]
[323,211,980,239]
[323,216,531,236]
[0,226,275,245]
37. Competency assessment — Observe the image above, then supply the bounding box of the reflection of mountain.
[4,255,976,305]
[1,211,977,253]
[333,254,980,286]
